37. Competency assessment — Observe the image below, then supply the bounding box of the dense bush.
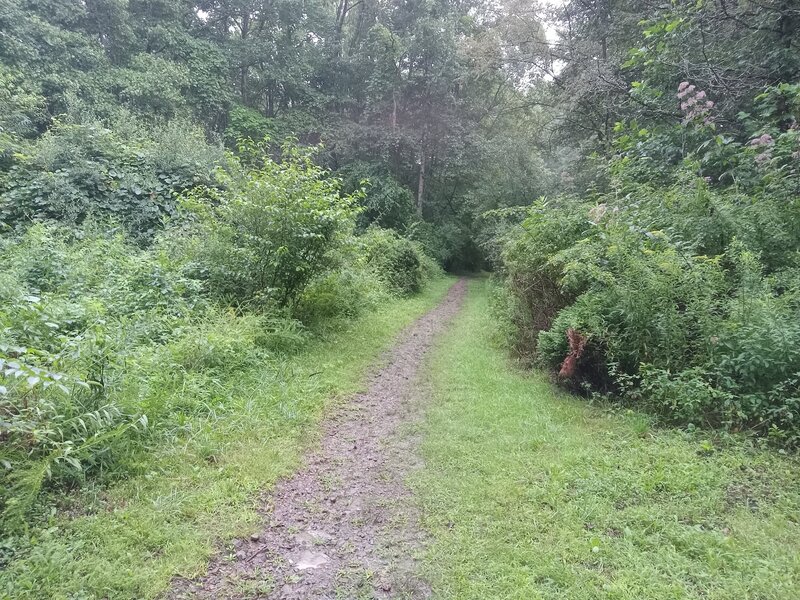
[0,224,193,532]
[498,84,800,447]
[360,228,442,296]
[337,162,415,231]
[177,140,359,307]
[295,228,443,323]
[0,159,442,535]
[409,220,484,272]
[0,119,223,240]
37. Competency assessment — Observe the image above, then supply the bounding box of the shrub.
[0,223,200,532]
[360,228,427,295]
[498,93,800,446]
[497,198,588,361]
[179,139,358,307]
[408,219,483,272]
[0,120,222,241]
[297,266,386,323]
[337,162,415,231]
[166,311,265,373]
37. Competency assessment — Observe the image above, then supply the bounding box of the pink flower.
[760,133,774,145]
[750,133,774,147]
[696,91,706,100]
[678,81,690,92]
[588,204,608,223]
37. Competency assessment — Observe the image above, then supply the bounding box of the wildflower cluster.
[748,132,775,166]
[677,81,715,125]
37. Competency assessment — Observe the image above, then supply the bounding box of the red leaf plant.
[559,328,588,379]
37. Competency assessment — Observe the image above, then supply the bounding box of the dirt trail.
[169,279,467,600]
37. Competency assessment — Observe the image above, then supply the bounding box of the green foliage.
[360,228,432,296]
[0,223,198,534]
[0,67,46,150]
[296,227,443,322]
[0,188,440,541]
[498,83,800,446]
[408,220,484,272]
[297,266,386,324]
[224,106,273,145]
[495,199,589,360]
[296,239,387,324]
[0,120,223,240]
[179,139,359,306]
[338,162,415,231]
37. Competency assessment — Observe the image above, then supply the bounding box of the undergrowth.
[416,279,800,599]
[495,83,800,446]
[0,271,453,599]
[0,135,447,598]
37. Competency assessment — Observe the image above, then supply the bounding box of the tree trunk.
[335,0,349,55]
[240,12,250,104]
[416,150,426,217]
[267,82,275,117]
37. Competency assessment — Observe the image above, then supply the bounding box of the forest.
[1,0,799,598]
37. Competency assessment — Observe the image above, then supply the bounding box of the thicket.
[0,124,439,543]
[498,80,800,446]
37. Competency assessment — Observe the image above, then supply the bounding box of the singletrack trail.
[169,278,468,600]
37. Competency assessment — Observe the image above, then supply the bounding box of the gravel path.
[169,279,467,600]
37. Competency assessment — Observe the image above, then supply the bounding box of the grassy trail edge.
[413,278,800,600]
[1,277,456,600]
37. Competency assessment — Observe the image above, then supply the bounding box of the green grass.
[414,279,800,599]
[0,277,455,600]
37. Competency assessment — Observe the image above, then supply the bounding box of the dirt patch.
[168,279,467,600]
